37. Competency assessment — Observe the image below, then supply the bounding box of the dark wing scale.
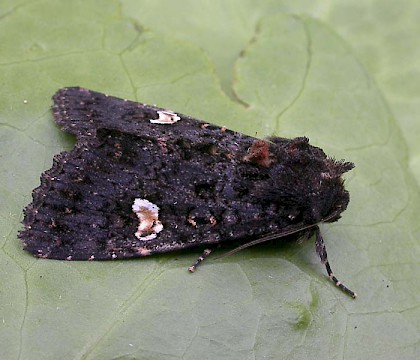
[20,87,351,261]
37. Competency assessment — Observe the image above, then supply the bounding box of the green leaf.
[1,1,420,359]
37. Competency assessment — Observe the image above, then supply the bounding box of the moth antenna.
[219,230,303,259]
[188,249,212,272]
[218,210,346,259]
[314,226,357,298]
[219,211,341,259]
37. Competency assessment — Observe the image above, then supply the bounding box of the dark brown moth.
[19,87,356,298]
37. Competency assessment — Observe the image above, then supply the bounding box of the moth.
[19,87,356,298]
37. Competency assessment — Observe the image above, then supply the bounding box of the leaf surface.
[1,1,420,359]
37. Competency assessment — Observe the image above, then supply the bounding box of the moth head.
[282,138,354,224]
[310,158,354,223]
[251,137,354,224]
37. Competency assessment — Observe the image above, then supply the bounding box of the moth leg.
[188,249,212,272]
[314,226,357,298]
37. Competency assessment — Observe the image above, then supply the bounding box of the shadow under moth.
[19,87,357,298]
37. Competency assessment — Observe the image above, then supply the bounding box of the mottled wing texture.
[19,87,352,260]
